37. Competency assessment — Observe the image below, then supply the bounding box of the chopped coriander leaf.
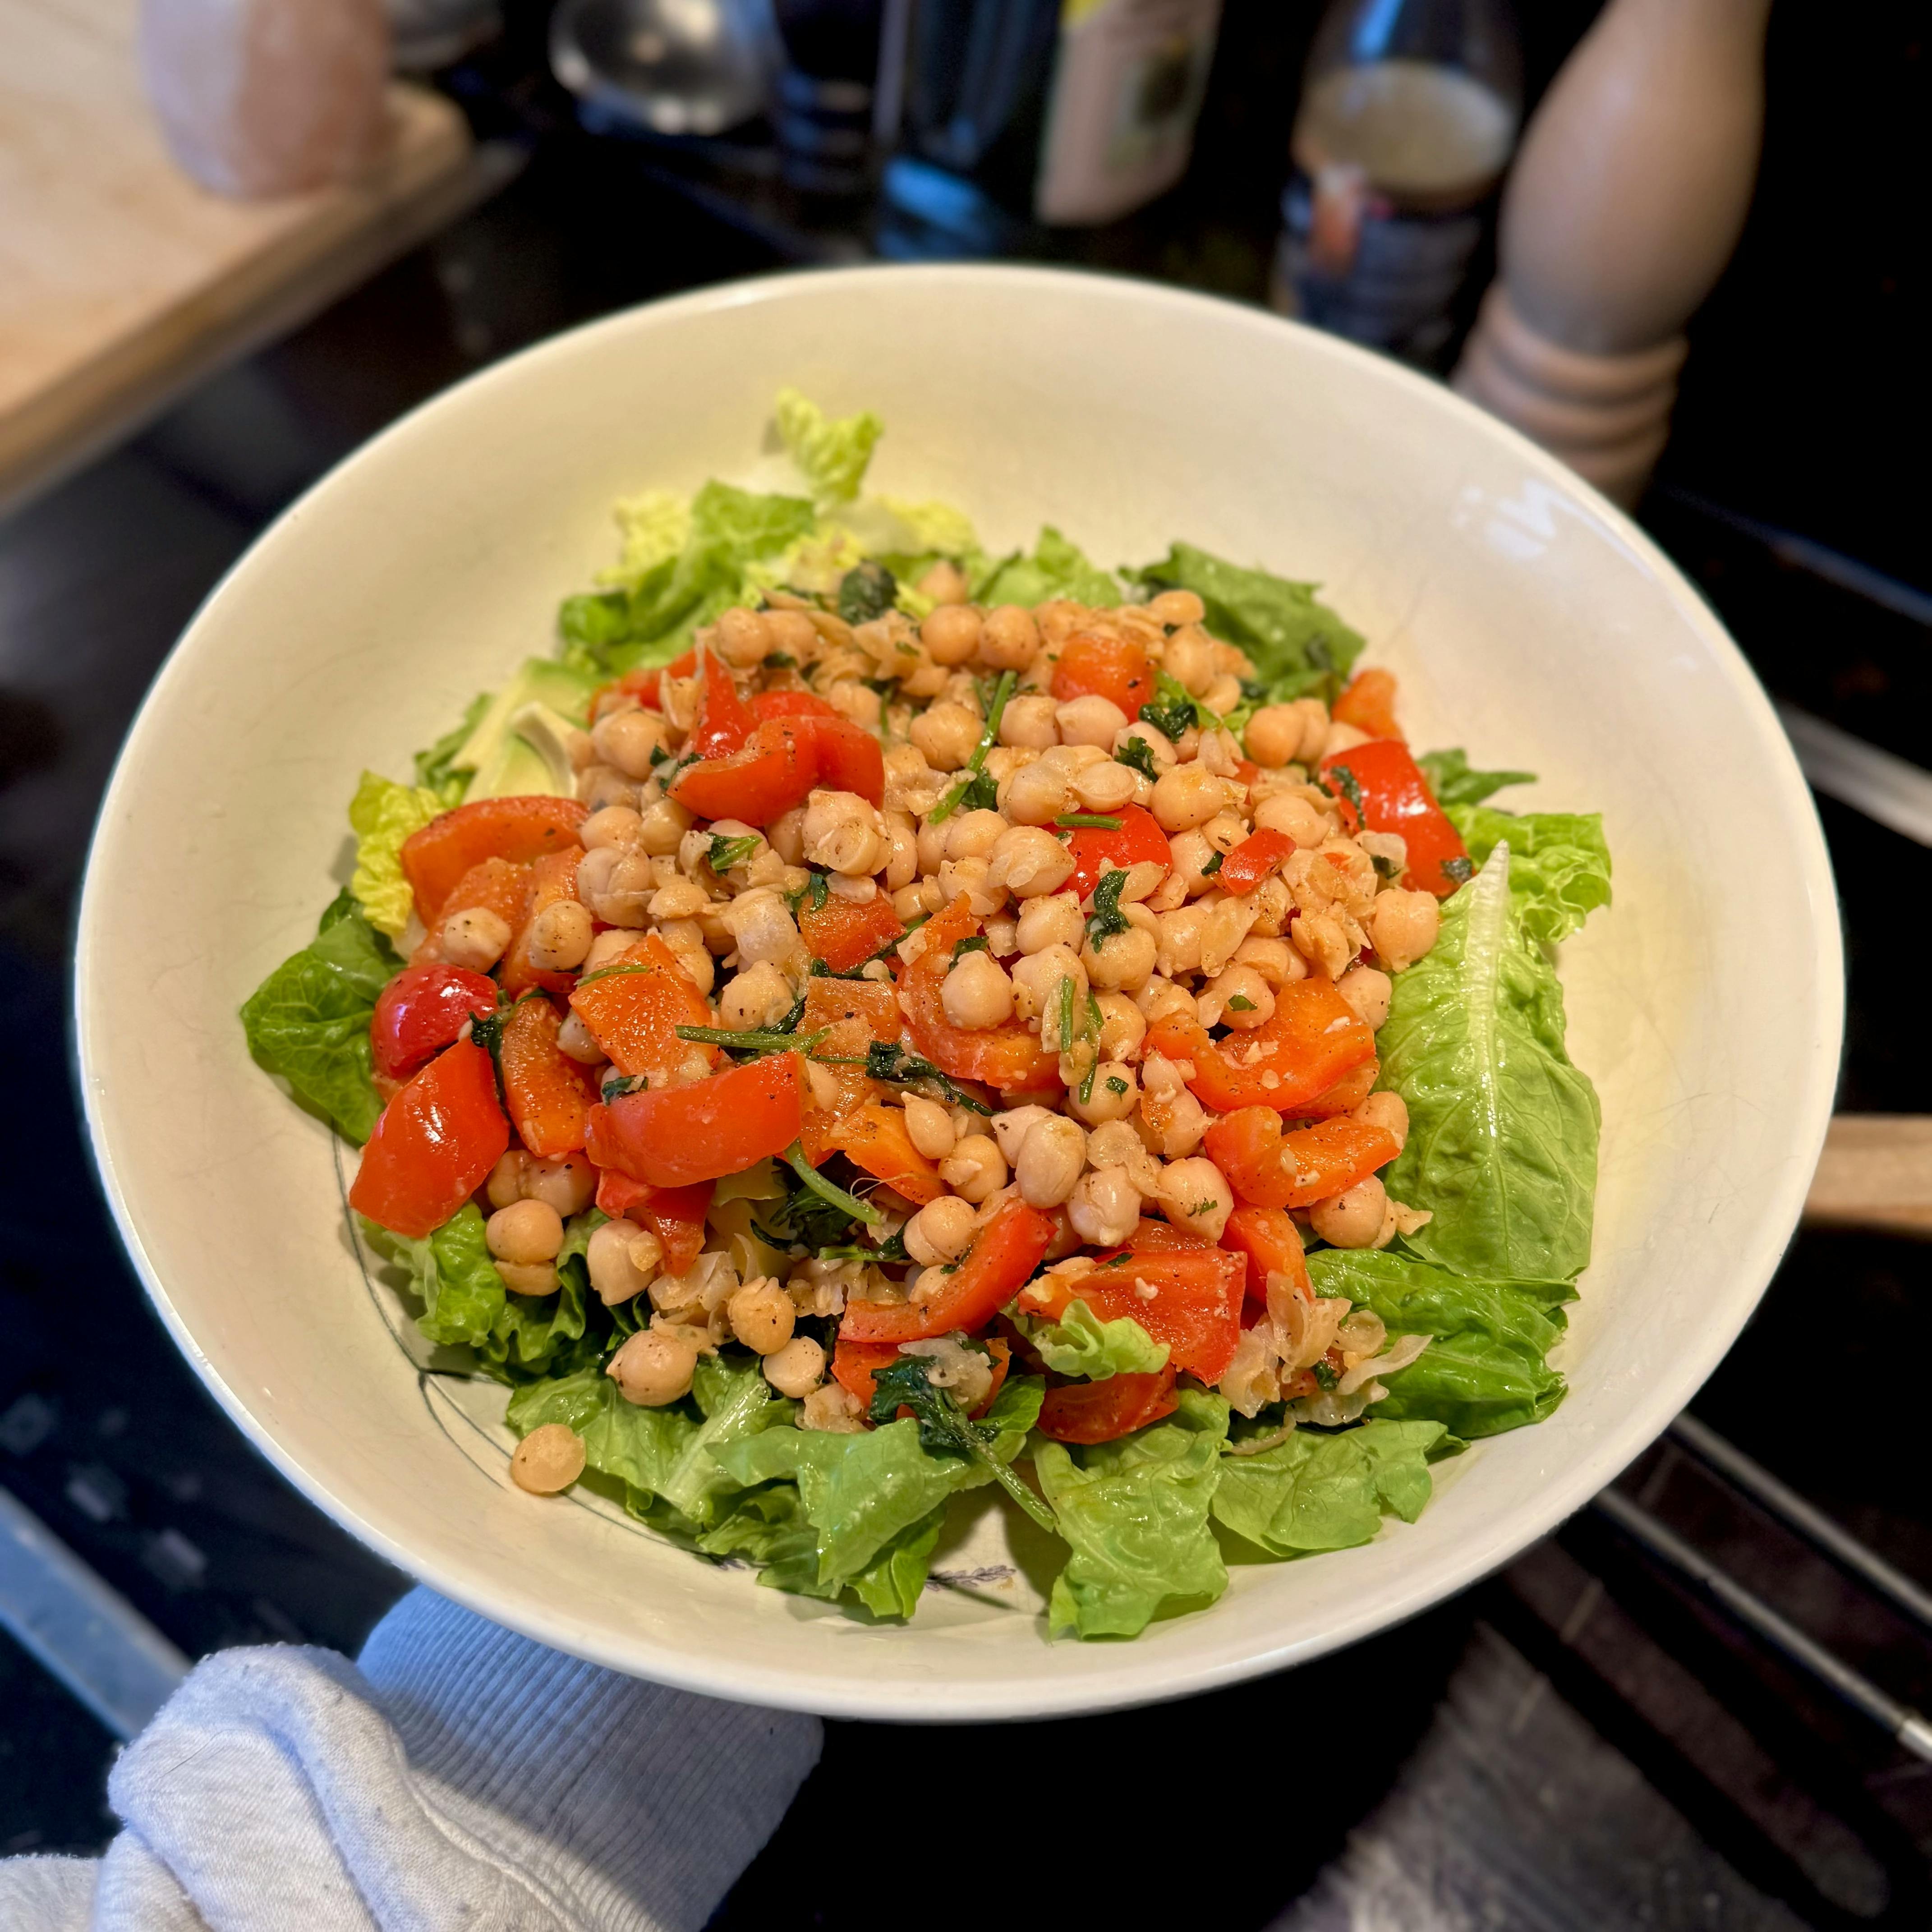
[868,1357,1057,1533]
[1139,695,1195,744]
[1105,1075,1129,1095]
[1200,850,1224,877]
[1056,813,1122,830]
[708,832,761,874]
[1226,994,1256,1012]
[1113,737,1161,782]
[837,559,897,624]
[1311,1360,1340,1391]
[1085,868,1132,947]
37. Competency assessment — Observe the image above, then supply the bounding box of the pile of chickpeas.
[457,569,1444,1489]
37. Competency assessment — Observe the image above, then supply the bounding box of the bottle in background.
[1271,0,1521,368]
[879,0,1223,254]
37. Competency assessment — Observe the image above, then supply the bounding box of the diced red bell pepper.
[752,690,838,721]
[1064,803,1171,906]
[801,714,886,805]
[568,934,716,1080]
[1222,1204,1312,1304]
[669,718,815,827]
[816,1102,945,1206]
[496,846,585,998]
[1217,828,1294,897]
[1320,739,1468,897]
[1331,667,1403,741]
[799,892,904,972]
[498,994,598,1158]
[370,964,497,1081]
[1145,978,1375,1115]
[593,649,695,718]
[839,1199,1056,1345]
[1298,1060,1380,1120]
[349,1040,508,1238]
[1037,1367,1180,1444]
[401,797,589,928]
[1050,634,1155,720]
[796,978,902,1166]
[590,1170,713,1276]
[1204,1108,1400,1211]
[689,651,754,759]
[414,858,531,965]
[897,898,1060,1094]
[585,1052,805,1189]
[1014,1242,1244,1383]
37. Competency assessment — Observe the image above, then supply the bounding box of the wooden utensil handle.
[1803,1116,1932,1237]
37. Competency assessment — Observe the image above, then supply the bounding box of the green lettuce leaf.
[1014,1297,1169,1381]
[361,1203,603,1380]
[775,388,883,506]
[1379,845,1601,1282]
[414,692,490,807]
[347,771,443,936]
[713,1376,1043,1594]
[1448,805,1613,946]
[1211,1418,1446,1557]
[1128,542,1364,703]
[1415,748,1536,810]
[239,892,397,1142]
[560,480,818,676]
[602,488,691,587]
[1306,1249,1571,1437]
[699,1486,944,1620]
[975,527,1120,609]
[1033,1389,1231,1640]
[507,1352,791,1532]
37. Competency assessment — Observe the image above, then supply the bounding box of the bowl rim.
[72,261,1844,1719]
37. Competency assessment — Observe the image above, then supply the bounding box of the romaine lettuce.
[1034,1389,1231,1639]
[1416,748,1536,809]
[775,388,883,506]
[239,892,396,1141]
[1129,542,1364,703]
[1014,1298,1169,1381]
[1448,805,1612,946]
[1306,1249,1571,1437]
[1378,845,1601,1283]
[975,527,1120,609]
[347,772,443,936]
[1210,1417,1446,1557]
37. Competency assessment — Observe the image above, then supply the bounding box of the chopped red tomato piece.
[497,846,585,998]
[1217,828,1294,897]
[817,1101,945,1205]
[669,718,815,827]
[370,964,497,1081]
[1331,667,1403,741]
[594,649,695,717]
[1320,739,1468,897]
[349,1040,508,1237]
[1204,1108,1400,1210]
[689,652,754,759]
[400,797,589,927]
[499,995,598,1158]
[1063,804,1171,906]
[1223,1204,1312,1304]
[752,690,837,721]
[1145,978,1375,1115]
[840,1199,1055,1345]
[1050,634,1155,720]
[897,899,1060,1094]
[586,1053,805,1189]
[1037,1368,1179,1444]
[1015,1241,1244,1383]
[568,934,715,1080]
[800,892,904,972]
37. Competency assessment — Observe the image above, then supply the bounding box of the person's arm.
[0,1589,822,1932]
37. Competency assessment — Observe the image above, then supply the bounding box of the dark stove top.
[3,38,1930,1921]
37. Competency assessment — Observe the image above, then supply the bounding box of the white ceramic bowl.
[76,265,1841,1719]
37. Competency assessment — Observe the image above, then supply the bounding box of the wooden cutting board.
[0,0,505,515]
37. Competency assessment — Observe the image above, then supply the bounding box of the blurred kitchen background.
[2,0,1929,1923]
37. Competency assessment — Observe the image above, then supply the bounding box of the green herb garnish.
[1311,1360,1340,1391]
[1105,1076,1129,1095]
[868,1356,1057,1533]
[1085,868,1131,948]
[1113,737,1160,782]
[1325,761,1365,820]
[1201,850,1224,877]
[676,1024,830,1056]
[782,1140,885,1227]
[929,671,1015,823]
[1226,994,1255,1012]
[837,560,898,625]
[816,1040,991,1114]
[1056,813,1122,830]
[708,832,761,874]
[949,935,990,964]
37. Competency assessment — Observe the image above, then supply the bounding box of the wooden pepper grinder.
[139,0,393,200]
[1453,0,1773,505]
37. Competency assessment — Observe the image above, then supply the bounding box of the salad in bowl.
[241,391,1610,1641]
